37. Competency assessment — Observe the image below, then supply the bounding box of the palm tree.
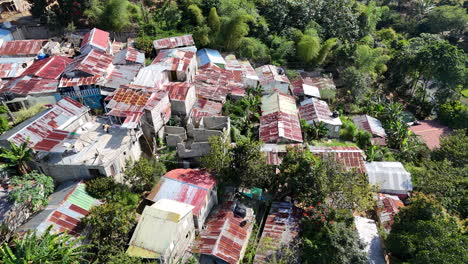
[0,225,90,264]
[0,140,32,175]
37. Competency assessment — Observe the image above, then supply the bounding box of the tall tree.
[208,7,221,33]
[124,158,166,194]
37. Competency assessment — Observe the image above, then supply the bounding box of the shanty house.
[194,64,245,102]
[163,82,196,116]
[256,65,290,95]
[0,97,142,182]
[152,48,197,83]
[98,64,142,96]
[146,169,217,229]
[197,49,226,69]
[299,97,342,138]
[225,54,259,88]
[153,34,195,52]
[80,28,112,55]
[21,56,72,80]
[113,47,145,65]
[292,76,321,98]
[17,181,101,237]
[197,201,255,264]
[353,115,387,146]
[365,162,413,197]
[260,92,303,143]
[131,64,170,90]
[0,39,47,57]
[309,146,367,174]
[376,193,404,233]
[127,199,195,262]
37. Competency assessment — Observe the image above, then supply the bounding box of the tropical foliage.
[124,157,166,194]
[8,171,54,210]
[0,140,33,174]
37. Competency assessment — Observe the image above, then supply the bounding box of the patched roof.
[163,82,193,101]
[260,144,302,165]
[153,34,195,50]
[409,120,452,149]
[365,162,412,194]
[292,77,321,98]
[225,54,259,82]
[22,56,72,79]
[309,146,366,173]
[131,64,168,89]
[5,97,88,152]
[0,40,46,56]
[197,201,255,264]
[80,28,110,51]
[146,169,216,216]
[254,202,300,263]
[353,115,386,138]
[17,181,101,237]
[59,75,102,87]
[256,65,290,86]
[152,48,195,73]
[190,98,223,122]
[299,97,342,126]
[3,75,58,95]
[63,49,114,77]
[377,193,404,232]
[194,65,245,102]
[99,64,141,89]
[113,47,145,65]
[0,57,34,78]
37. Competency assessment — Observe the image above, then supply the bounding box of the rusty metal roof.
[256,65,290,86]
[0,39,47,56]
[163,82,193,101]
[59,75,103,87]
[353,115,386,138]
[190,98,223,122]
[299,97,342,126]
[197,201,255,264]
[22,56,72,79]
[80,28,110,51]
[4,75,58,95]
[194,65,245,102]
[113,47,145,65]
[63,49,114,77]
[151,48,195,73]
[99,64,141,89]
[0,60,32,78]
[146,169,215,217]
[309,146,366,174]
[7,97,89,152]
[292,77,321,98]
[153,34,194,50]
[377,193,404,232]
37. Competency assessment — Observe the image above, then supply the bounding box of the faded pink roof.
[8,97,88,152]
[59,75,102,87]
[153,34,195,50]
[22,56,72,79]
[353,115,386,138]
[165,168,216,190]
[4,76,58,95]
[197,201,254,264]
[309,146,366,173]
[80,28,110,51]
[256,65,290,86]
[194,65,245,102]
[0,62,29,78]
[409,120,452,149]
[299,97,342,126]
[0,40,46,56]
[151,48,195,73]
[260,111,303,143]
[63,49,113,77]
[190,99,223,122]
[163,82,193,101]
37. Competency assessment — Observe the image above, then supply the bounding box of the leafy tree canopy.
[124,157,166,194]
[8,171,54,210]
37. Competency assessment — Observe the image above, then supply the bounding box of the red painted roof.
[409,120,452,149]
[190,99,223,122]
[63,49,113,77]
[309,146,366,173]
[4,76,58,95]
[59,75,102,87]
[163,82,193,101]
[80,28,110,51]
[153,34,194,50]
[260,111,303,143]
[22,56,72,79]
[8,97,88,152]
[197,201,254,264]
[164,169,216,190]
[0,40,46,56]
[299,98,336,124]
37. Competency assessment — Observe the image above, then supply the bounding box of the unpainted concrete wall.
[177,142,211,158]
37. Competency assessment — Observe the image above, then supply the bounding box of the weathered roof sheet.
[354,216,386,264]
[132,64,168,89]
[254,202,300,263]
[377,193,404,232]
[260,92,303,143]
[17,181,101,237]
[4,75,58,95]
[6,97,88,152]
[409,120,452,149]
[292,77,321,98]
[256,65,290,86]
[80,28,110,51]
[365,162,412,194]
[260,144,302,165]
[309,146,366,173]
[22,56,72,79]
[197,201,255,264]
[225,54,259,82]
[147,169,216,216]
[152,48,195,73]
[59,75,103,87]
[99,64,141,89]
[153,34,195,50]
[0,39,46,56]
[113,47,145,65]
[63,49,114,77]
[194,65,245,102]
[163,82,193,101]
[190,98,223,122]
[0,58,34,78]
[299,97,342,126]
[353,115,386,138]
[197,49,226,68]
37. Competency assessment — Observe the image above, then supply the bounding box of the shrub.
[8,171,54,210]
[438,100,468,129]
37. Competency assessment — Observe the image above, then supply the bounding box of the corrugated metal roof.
[127,199,194,258]
[365,162,412,193]
[299,97,342,126]
[292,77,321,98]
[254,202,300,263]
[22,56,72,79]
[4,75,58,95]
[190,99,223,122]
[353,115,386,138]
[309,146,366,173]
[146,169,215,216]
[0,62,30,78]
[153,34,195,50]
[58,75,102,87]
[225,54,259,81]
[132,64,167,88]
[151,48,195,73]
[18,181,101,237]
[63,49,114,77]
[256,65,290,86]
[197,49,226,68]
[163,82,193,101]
[7,97,88,152]
[409,120,452,149]
[0,39,47,56]
[80,28,110,51]
[197,201,255,264]
[99,64,141,89]
[113,47,145,65]
[377,193,404,232]
[194,65,245,102]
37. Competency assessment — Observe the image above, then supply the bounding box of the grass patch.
[310,139,358,147]
[13,104,46,125]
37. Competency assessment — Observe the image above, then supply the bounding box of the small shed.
[299,98,342,138]
[365,162,412,197]
[256,65,290,95]
[197,48,226,69]
[353,115,387,146]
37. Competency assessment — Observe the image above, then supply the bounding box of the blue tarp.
[197,48,226,68]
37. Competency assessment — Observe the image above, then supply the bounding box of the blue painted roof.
[0,29,11,37]
[197,48,226,67]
